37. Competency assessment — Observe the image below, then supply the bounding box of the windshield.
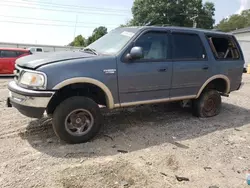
[86,28,139,55]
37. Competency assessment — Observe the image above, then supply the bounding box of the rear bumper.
[8,81,54,118]
[237,82,244,90]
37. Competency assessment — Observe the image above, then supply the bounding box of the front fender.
[37,56,119,106]
[53,77,115,109]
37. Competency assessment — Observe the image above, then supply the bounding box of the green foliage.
[68,35,86,47]
[69,26,108,47]
[128,0,215,29]
[216,9,250,32]
[198,2,215,29]
[86,26,108,45]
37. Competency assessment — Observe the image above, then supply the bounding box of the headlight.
[19,71,46,89]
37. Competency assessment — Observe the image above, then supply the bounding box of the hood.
[16,51,96,69]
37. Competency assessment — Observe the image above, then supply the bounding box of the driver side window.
[134,31,169,60]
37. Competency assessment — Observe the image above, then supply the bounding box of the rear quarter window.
[206,34,240,60]
[17,51,30,56]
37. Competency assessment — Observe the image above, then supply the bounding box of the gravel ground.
[0,75,250,188]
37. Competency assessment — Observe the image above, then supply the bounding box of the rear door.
[170,31,210,97]
[0,50,18,74]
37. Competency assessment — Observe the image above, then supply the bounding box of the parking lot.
[0,75,249,188]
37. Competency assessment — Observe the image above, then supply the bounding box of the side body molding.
[52,75,230,109]
[53,77,115,109]
[196,74,231,98]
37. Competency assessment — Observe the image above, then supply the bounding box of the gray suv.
[7,26,245,144]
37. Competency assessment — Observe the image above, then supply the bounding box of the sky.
[0,0,249,46]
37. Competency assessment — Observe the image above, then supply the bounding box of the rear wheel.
[192,90,221,118]
[52,96,102,144]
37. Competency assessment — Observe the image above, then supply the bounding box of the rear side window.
[17,51,25,56]
[0,50,18,58]
[206,35,240,60]
[172,33,206,60]
[17,51,30,56]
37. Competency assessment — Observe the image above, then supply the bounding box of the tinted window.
[135,31,169,60]
[36,48,43,52]
[1,50,18,58]
[17,51,26,56]
[172,33,205,60]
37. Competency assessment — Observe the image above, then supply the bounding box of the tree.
[197,2,215,29]
[68,26,108,47]
[216,9,250,32]
[127,0,215,29]
[120,21,132,27]
[69,35,86,47]
[86,26,107,45]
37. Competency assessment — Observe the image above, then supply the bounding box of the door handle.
[158,68,168,72]
[202,66,209,70]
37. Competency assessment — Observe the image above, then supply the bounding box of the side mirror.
[126,46,143,60]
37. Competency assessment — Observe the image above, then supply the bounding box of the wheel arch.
[52,77,115,109]
[196,75,230,98]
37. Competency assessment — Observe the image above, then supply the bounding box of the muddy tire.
[52,96,102,144]
[192,90,221,118]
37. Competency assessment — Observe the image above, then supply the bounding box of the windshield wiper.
[83,48,98,55]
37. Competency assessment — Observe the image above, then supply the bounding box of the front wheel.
[192,90,221,118]
[52,96,102,144]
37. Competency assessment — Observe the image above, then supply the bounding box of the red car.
[0,48,31,75]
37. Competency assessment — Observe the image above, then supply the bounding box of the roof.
[0,47,30,51]
[230,27,250,34]
[124,26,232,35]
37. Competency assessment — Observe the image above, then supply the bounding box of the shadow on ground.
[18,102,250,158]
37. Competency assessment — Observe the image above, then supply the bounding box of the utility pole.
[191,15,198,28]
[73,15,78,39]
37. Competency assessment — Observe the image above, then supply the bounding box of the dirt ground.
[0,75,250,188]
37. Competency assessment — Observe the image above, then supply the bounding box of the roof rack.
[144,22,171,27]
[212,28,222,31]
[144,22,152,26]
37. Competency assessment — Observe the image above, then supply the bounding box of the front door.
[117,30,173,105]
[0,50,17,74]
[170,31,210,98]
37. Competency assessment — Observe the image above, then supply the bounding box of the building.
[0,42,83,52]
[231,27,250,68]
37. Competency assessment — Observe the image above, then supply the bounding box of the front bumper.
[8,81,55,118]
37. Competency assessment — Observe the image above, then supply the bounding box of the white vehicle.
[28,47,44,53]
